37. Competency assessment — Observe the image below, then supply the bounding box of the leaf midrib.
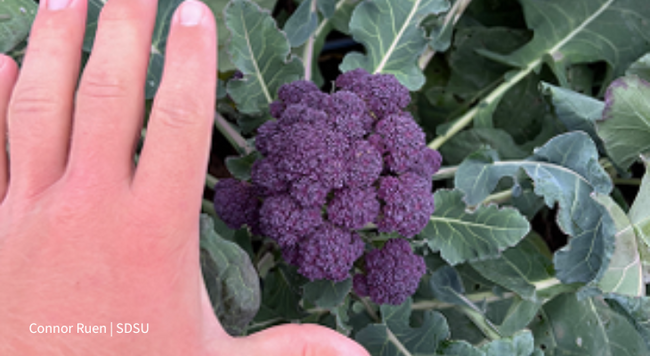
[239,7,273,104]
[373,0,422,74]
[429,216,526,230]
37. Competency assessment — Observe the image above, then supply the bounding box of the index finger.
[131,0,217,228]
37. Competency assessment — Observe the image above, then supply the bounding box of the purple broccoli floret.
[411,147,443,178]
[328,91,373,138]
[275,120,349,188]
[290,177,330,208]
[258,195,323,247]
[363,74,411,118]
[328,187,380,230]
[297,223,365,281]
[377,173,434,238]
[277,80,320,105]
[353,238,425,305]
[251,157,288,195]
[336,69,410,118]
[346,140,383,188]
[336,68,371,92]
[374,113,427,174]
[213,178,260,230]
[300,91,332,112]
[269,100,285,118]
[279,104,329,126]
[255,120,283,157]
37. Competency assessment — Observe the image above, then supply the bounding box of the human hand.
[0,0,369,355]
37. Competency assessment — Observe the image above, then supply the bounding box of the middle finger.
[67,0,157,186]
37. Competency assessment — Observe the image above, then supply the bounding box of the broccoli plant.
[7,0,650,354]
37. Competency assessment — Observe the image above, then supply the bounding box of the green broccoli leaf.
[436,331,542,356]
[455,132,616,287]
[469,234,555,301]
[627,53,650,83]
[593,194,645,297]
[225,151,260,182]
[606,294,650,350]
[629,157,650,283]
[478,0,650,88]
[225,0,304,115]
[201,0,277,73]
[540,82,606,153]
[200,214,261,336]
[303,278,352,310]
[422,189,530,265]
[283,0,318,48]
[0,0,37,54]
[254,265,306,323]
[438,128,528,166]
[355,298,450,356]
[340,0,450,91]
[481,331,542,356]
[529,293,649,355]
[596,76,650,170]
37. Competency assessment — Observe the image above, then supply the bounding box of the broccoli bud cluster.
[213,69,441,304]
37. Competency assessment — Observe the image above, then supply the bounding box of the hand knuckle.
[153,99,204,129]
[9,85,59,119]
[79,72,129,100]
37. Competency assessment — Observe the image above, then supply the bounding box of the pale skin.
[0,0,370,354]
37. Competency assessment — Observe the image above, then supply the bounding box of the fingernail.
[178,0,204,26]
[46,0,72,11]
[0,56,6,71]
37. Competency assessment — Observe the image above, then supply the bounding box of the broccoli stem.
[205,174,219,190]
[213,112,251,155]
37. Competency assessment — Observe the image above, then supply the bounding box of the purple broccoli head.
[353,238,425,305]
[213,71,441,304]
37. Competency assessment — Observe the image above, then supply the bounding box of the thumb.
[230,323,370,356]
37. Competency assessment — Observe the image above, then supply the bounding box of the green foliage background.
[2,0,650,355]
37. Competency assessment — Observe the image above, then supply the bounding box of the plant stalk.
[428,64,536,150]
[432,166,458,180]
[459,305,502,341]
[214,112,251,155]
[302,0,319,81]
[418,0,473,70]
[206,174,219,190]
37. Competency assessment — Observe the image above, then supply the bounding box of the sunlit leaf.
[340,0,450,90]
[355,298,450,356]
[479,0,650,86]
[423,189,530,265]
[0,0,37,54]
[225,0,304,115]
[200,214,261,336]
[456,132,616,286]
[597,76,650,169]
